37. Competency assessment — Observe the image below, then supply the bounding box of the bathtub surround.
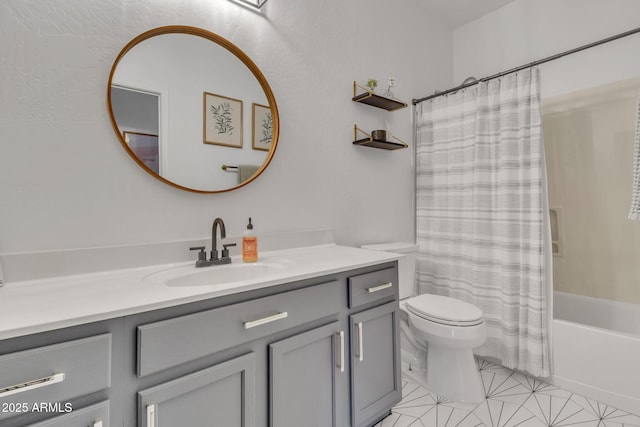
[415,68,552,377]
[541,79,640,412]
[629,95,640,220]
[542,81,640,306]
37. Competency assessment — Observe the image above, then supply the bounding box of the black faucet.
[211,217,226,261]
[189,218,236,267]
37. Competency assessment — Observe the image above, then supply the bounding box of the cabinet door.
[26,401,109,427]
[350,302,401,427]
[138,353,255,427]
[269,321,346,427]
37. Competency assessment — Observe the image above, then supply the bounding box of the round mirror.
[107,26,279,193]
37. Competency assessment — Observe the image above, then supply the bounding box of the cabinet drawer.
[137,280,341,377]
[0,334,112,421]
[139,353,255,427]
[348,268,397,308]
[27,400,109,427]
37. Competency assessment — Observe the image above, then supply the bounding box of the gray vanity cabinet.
[133,264,401,427]
[0,260,400,427]
[269,321,346,427]
[133,279,344,427]
[347,266,402,427]
[138,353,256,427]
[265,265,402,427]
[349,302,401,427]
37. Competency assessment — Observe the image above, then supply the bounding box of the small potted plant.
[366,78,377,92]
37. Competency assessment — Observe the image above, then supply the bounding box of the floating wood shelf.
[353,138,407,150]
[353,125,408,151]
[352,82,408,111]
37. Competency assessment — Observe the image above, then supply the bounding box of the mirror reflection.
[107,26,278,193]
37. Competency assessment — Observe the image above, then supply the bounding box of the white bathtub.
[549,291,640,414]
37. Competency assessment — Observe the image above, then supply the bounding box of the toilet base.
[399,300,487,403]
[402,360,430,391]
[425,345,485,403]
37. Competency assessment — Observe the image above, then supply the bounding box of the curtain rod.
[412,26,640,105]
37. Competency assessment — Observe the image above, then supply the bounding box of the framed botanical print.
[203,92,243,148]
[252,103,273,151]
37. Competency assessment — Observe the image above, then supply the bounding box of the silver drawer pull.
[367,282,393,293]
[0,373,65,398]
[243,311,288,329]
[336,331,345,373]
[357,322,364,362]
[146,404,156,427]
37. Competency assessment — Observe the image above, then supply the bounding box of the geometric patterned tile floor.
[374,358,640,427]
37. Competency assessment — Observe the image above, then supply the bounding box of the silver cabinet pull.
[243,312,288,329]
[146,404,155,427]
[0,373,65,398]
[367,282,393,293]
[336,331,345,373]
[356,322,364,362]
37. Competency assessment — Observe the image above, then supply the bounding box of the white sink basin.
[143,258,294,288]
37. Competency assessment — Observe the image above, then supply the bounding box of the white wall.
[453,0,640,99]
[0,0,453,256]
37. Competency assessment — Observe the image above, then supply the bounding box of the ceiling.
[421,0,517,28]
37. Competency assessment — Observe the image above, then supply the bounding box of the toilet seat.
[405,294,483,327]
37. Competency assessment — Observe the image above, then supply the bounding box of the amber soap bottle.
[242,217,258,262]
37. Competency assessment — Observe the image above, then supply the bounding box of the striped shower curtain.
[415,68,552,377]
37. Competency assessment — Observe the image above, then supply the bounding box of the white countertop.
[0,244,399,340]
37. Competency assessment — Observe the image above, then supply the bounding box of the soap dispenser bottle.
[242,217,258,263]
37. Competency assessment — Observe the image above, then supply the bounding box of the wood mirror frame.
[107,25,279,193]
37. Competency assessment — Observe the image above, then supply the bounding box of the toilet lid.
[405,294,483,326]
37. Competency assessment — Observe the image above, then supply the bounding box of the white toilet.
[361,242,487,403]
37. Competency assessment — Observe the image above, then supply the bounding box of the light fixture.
[228,0,268,10]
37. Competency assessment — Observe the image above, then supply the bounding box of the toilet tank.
[360,242,418,299]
